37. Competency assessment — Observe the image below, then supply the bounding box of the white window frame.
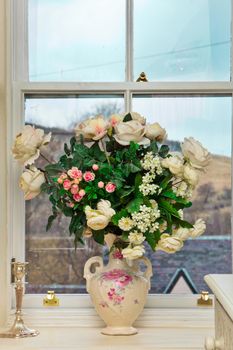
[5,0,233,317]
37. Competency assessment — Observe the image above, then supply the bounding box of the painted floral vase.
[84,249,152,335]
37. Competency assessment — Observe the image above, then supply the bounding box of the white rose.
[19,166,45,200]
[128,231,145,245]
[181,137,210,169]
[145,122,167,142]
[122,245,145,260]
[129,112,146,125]
[189,219,206,238]
[75,115,109,141]
[162,153,184,176]
[183,164,199,187]
[156,233,183,253]
[109,114,123,127]
[85,200,115,231]
[85,207,110,230]
[113,120,150,146]
[97,200,116,219]
[172,227,190,241]
[12,125,51,166]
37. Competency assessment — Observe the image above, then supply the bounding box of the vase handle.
[84,256,104,293]
[136,257,153,291]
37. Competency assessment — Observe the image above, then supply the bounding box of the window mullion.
[126,0,134,82]
[13,0,28,81]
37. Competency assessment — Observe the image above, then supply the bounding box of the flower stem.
[40,153,52,164]
[100,139,110,166]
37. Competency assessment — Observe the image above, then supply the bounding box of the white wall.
[0,0,9,326]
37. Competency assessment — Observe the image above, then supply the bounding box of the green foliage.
[126,197,143,213]
[144,231,160,250]
[92,229,105,245]
[41,123,196,254]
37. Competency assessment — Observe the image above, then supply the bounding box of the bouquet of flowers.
[12,112,210,260]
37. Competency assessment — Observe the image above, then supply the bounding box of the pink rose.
[73,193,82,202]
[98,181,104,188]
[105,182,116,193]
[83,171,95,182]
[70,184,79,194]
[79,189,85,197]
[92,164,99,171]
[67,167,82,179]
[63,179,72,190]
[57,173,67,184]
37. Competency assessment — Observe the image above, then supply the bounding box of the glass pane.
[24,95,124,293]
[134,0,231,81]
[133,95,232,293]
[28,0,125,82]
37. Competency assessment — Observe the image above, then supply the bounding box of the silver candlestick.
[0,261,39,338]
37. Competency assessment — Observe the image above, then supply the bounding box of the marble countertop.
[205,274,233,320]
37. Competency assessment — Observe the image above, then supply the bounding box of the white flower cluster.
[141,152,163,174]
[172,179,193,200]
[139,152,163,196]
[131,204,160,233]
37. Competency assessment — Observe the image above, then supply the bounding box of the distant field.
[186,154,231,236]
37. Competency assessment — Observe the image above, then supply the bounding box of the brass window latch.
[136,72,148,82]
[43,291,59,306]
[197,291,213,306]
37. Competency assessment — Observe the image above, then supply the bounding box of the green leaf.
[123,113,132,122]
[112,209,128,225]
[144,231,160,250]
[160,175,172,190]
[161,190,192,207]
[69,136,76,151]
[126,197,143,213]
[159,145,169,158]
[92,229,105,245]
[89,142,106,162]
[46,214,57,231]
[119,187,134,198]
[175,218,193,229]
[158,199,180,218]
[149,140,158,154]
[64,143,71,156]
[74,144,89,158]
[45,164,64,176]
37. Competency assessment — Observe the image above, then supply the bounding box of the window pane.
[134,0,231,81]
[133,95,232,293]
[24,95,124,293]
[28,0,126,82]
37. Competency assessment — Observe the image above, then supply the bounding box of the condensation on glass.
[133,95,232,293]
[134,0,231,81]
[24,95,124,293]
[28,0,126,82]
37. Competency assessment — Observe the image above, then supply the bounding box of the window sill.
[7,306,214,328]
[1,308,214,350]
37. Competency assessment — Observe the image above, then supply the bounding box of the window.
[11,0,232,306]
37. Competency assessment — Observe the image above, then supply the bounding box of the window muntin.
[134,0,231,81]
[28,0,126,82]
[133,95,232,293]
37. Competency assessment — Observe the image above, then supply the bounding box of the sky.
[26,0,232,156]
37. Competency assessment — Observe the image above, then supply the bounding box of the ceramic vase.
[84,236,152,336]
